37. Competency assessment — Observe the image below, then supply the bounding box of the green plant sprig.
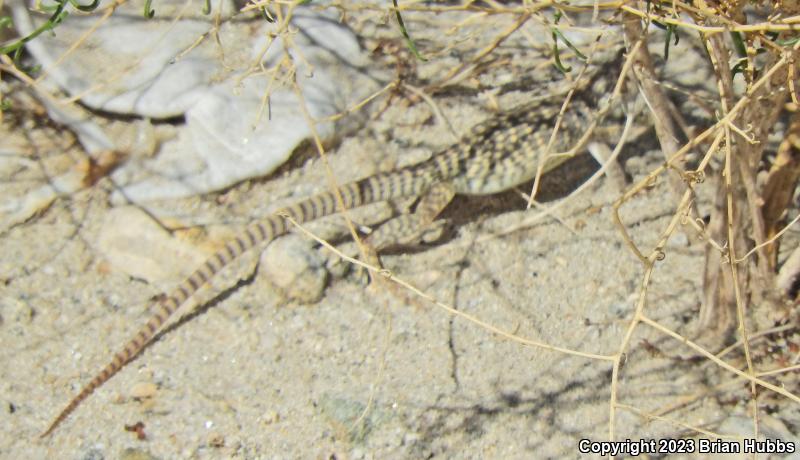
[393,0,427,62]
[550,10,586,73]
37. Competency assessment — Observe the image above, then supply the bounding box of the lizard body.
[42,53,623,437]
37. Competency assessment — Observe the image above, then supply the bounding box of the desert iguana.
[42,50,626,437]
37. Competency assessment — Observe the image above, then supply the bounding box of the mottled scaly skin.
[42,52,622,437]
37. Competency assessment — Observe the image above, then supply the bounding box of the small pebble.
[129,382,157,400]
[261,410,280,425]
[207,432,225,448]
[119,448,159,460]
[79,448,105,460]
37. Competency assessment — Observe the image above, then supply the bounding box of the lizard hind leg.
[359,181,456,283]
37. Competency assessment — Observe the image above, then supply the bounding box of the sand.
[3,5,800,460]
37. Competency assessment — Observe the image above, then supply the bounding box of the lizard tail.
[40,215,290,438]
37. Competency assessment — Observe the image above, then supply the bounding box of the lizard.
[41,50,627,437]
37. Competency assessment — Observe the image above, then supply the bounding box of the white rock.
[260,235,327,304]
[12,1,373,201]
[96,206,207,283]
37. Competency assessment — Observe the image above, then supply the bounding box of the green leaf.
[0,2,70,57]
[730,31,747,57]
[663,24,678,60]
[393,0,427,61]
[731,58,748,77]
[550,10,586,73]
[69,0,100,13]
[777,35,800,47]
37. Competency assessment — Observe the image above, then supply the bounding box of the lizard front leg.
[360,181,456,279]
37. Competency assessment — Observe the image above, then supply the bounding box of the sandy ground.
[3,120,706,460]
[3,5,800,460]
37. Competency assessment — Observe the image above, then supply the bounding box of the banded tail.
[41,166,438,437]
